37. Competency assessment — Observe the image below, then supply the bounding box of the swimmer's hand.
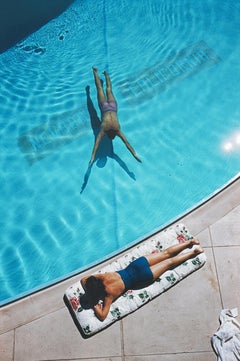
[117,132,142,163]
[89,152,97,167]
[134,154,142,163]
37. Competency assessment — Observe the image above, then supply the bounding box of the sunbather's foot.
[193,247,204,255]
[188,239,200,248]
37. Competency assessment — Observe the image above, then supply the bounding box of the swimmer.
[81,239,203,321]
[89,67,142,166]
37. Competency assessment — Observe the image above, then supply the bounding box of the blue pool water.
[1,0,240,305]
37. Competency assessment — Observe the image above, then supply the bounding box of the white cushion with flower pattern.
[64,223,206,338]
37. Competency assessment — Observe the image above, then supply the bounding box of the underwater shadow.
[80,86,136,193]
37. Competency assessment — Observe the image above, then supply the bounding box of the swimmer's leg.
[103,70,116,102]
[93,67,106,106]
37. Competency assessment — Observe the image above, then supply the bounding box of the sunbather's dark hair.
[84,276,107,307]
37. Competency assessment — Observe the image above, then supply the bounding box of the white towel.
[211,308,240,361]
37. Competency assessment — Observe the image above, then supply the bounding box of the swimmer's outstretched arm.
[89,130,105,166]
[118,131,142,163]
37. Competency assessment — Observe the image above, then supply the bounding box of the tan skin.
[81,240,204,321]
[89,67,142,166]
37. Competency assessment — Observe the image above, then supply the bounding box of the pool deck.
[1,176,240,361]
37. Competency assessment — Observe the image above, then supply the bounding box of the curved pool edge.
[0,173,240,333]
[1,173,240,307]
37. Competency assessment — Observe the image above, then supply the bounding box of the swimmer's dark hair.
[84,276,107,307]
[107,129,117,140]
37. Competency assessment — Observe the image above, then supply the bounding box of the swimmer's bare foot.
[92,67,98,73]
[188,239,200,248]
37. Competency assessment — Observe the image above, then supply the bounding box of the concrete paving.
[0,176,240,361]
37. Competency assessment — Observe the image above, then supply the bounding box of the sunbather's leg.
[150,247,204,280]
[145,239,200,266]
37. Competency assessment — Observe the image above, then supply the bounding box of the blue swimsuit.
[116,256,154,291]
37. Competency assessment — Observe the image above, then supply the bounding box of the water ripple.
[1,0,240,303]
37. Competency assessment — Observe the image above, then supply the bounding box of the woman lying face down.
[81,240,203,321]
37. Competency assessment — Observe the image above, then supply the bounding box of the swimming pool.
[1,0,240,306]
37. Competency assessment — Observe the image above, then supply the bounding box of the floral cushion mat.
[64,223,206,338]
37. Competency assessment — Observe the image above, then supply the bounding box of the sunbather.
[81,239,203,321]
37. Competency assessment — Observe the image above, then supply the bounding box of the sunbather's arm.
[118,131,142,163]
[80,276,90,290]
[93,295,113,321]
